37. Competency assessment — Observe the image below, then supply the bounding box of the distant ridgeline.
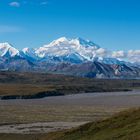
[0,37,139,79]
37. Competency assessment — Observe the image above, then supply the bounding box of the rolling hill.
[42,108,140,140]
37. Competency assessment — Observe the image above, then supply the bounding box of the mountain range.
[0,37,139,79]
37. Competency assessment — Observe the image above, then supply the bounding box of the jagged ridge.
[0,37,139,78]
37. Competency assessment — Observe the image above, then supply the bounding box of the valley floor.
[0,72,140,139]
[0,90,140,139]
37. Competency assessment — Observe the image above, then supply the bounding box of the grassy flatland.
[0,105,120,125]
[0,71,140,98]
[0,84,53,96]
[0,108,140,140]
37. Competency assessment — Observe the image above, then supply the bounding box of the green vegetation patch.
[44,108,140,140]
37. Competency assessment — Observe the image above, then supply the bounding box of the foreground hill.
[43,108,140,140]
[0,108,140,140]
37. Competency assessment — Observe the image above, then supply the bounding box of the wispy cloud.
[93,48,140,63]
[40,1,48,5]
[0,25,22,33]
[8,0,48,7]
[109,50,140,63]
[9,1,20,7]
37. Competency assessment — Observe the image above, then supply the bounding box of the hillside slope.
[0,109,140,140]
[44,108,140,140]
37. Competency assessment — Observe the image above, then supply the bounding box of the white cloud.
[108,50,140,63]
[127,50,140,63]
[96,48,107,57]
[127,50,140,57]
[112,50,125,58]
[9,2,20,7]
[93,48,140,63]
[14,0,48,6]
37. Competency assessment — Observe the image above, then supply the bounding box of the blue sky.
[0,0,140,50]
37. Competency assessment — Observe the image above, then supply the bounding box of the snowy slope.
[21,47,38,61]
[0,38,139,78]
[0,43,20,58]
[0,38,137,65]
[34,37,104,62]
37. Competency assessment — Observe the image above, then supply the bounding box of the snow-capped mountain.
[21,47,38,61]
[0,43,20,58]
[34,37,103,63]
[0,37,132,65]
[0,37,139,79]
